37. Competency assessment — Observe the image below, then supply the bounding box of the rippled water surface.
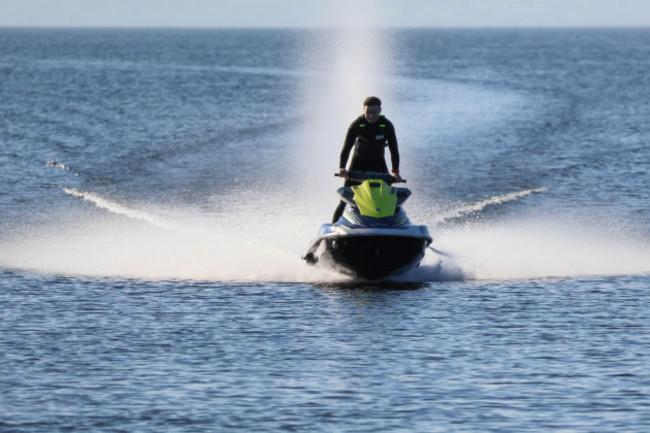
[2,272,650,432]
[1,28,649,432]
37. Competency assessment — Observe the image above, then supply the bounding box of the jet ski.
[302,171,433,280]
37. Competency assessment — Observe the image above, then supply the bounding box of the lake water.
[1,27,649,432]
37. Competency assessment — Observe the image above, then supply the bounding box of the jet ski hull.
[304,225,432,280]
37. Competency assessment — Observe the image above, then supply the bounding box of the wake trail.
[6,184,315,281]
[10,164,645,282]
[411,187,650,281]
[423,187,549,225]
[61,187,195,236]
[49,160,203,235]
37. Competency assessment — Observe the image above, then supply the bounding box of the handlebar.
[334,170,406,184]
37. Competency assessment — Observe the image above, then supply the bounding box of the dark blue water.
[1,28,649,432]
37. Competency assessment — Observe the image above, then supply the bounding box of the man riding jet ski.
[302,171,432,280]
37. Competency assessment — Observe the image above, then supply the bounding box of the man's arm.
[386,122,400,172]
[339,121,358,169]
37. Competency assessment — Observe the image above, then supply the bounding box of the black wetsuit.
[332,114,400,223]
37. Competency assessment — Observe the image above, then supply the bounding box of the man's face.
[364,104,382,123]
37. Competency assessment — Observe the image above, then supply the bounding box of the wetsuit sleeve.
[339,121,358,169]
[387,122,400,171]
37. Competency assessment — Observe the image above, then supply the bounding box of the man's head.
[363,96,382,124]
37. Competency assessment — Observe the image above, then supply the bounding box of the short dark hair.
[363,96,382,107]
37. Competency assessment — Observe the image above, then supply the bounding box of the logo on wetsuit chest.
[375,134,384,141]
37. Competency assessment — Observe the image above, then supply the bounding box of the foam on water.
[1,179,648,283]
[433,217,650,281]
[0,185,342,282]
